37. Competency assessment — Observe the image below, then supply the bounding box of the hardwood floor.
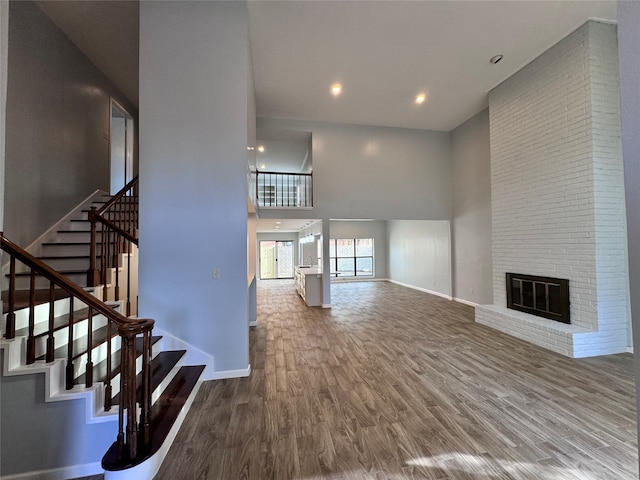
[152,280,638,480]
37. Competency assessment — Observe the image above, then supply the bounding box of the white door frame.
[109,98,135,194]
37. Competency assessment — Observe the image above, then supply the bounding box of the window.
[329,238,374,277]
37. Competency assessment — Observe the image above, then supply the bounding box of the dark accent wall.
[4,1,136,247]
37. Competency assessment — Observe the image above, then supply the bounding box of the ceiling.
[248,1,616,131]
[36,1,616,132]
[36,1,139,109]
[34,0,617,232]
[256,219,319,234]
[255,129,312,173]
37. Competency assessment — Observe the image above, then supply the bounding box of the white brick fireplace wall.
[475,21,630,358]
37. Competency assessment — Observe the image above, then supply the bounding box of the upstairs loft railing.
[256,170,313,208]
[88,177,138,316]
[1,232,154,462]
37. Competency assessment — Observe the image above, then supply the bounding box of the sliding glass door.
[259,240,294,279]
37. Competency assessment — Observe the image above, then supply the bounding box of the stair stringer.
[0,326,169,426]
[0,338,119,424]
[153,326,214,378]
[2,189,106,290]
[100,329,214,479]
[153,328,252,381]
[0,357,116,480]
[0,322,168,480]
[3,189,107,265]
[0,289,122,424]
[103,377,204,480]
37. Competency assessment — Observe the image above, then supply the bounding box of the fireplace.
[506,273,570,324]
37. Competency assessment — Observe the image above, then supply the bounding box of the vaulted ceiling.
[37,0,616,132]
[35,1,617,232]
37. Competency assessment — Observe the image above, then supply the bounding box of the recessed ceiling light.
[260,164,266,169]
[257,145,265,153]
[490,54,503,64]
[331,83,342,96]
[415,93,427,104]
[246,146,254,151]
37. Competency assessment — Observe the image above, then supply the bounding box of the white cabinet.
[295,266,322,307]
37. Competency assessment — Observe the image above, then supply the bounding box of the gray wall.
[138,1,249,374]
[0,0,6,238]
[330,220,387,279]
[618,0,640,455]
[1,4,134,476]
[387,220,452,297]
[248,213,258,280]
[255,117,452,307]
[4,1,136,247]
[451,109,492,305]
[256,117,452,221]
[0,366,116,476]
[246,27,257,320]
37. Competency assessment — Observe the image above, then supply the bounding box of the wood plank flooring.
[153,280,638,480]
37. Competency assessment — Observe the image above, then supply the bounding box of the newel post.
[117,318,154,461]
[119,326,139,460]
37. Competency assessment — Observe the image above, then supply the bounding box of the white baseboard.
[24,190,104,256]
[249,320,257,327]
[627,346,634,353]
[153,327,215,379]
[1,190,105,272]
[1,462,103,480]
[322,304,332,309]
[208,364,251,381]
[330,277,388,283]
[388,279,452,300]
[453,297,479,307]
[0,338,118,425]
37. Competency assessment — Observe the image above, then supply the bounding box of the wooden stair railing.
[88,177,138,316]
[1,232,154,462]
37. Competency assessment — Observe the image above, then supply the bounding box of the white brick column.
[476,21,630,358]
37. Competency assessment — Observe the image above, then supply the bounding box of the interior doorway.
[110,99,135,194]
[260,240,294,279]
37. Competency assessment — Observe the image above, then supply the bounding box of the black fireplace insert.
[506,273,570,324]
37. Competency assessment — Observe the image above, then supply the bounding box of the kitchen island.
[294,266,322,307]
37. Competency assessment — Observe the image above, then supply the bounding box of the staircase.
[0,182,207,479]
[11,195,115,290]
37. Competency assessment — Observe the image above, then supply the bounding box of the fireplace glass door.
[507,273,570,323]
